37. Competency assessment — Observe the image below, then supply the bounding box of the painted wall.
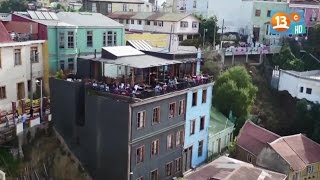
[252,1,288,42]
[0,41,44,111]
[290,7,320,27]
[278,70,320,103]
[208,127,234,156]
[184,84,213,167]
[174,15,199,35]
[125,32,170,48]
[185,0,208,16]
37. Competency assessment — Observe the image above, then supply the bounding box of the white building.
[109,12,199,40]
[0,40,45,111]
[277,69,320,103]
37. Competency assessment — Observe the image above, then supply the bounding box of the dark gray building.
[50,46,213,180]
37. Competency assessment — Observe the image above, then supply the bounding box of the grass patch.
[0,148,21,176]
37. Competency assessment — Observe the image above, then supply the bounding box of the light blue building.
[183,83,213,172]
[185,0,209,17]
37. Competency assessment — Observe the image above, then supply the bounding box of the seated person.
[155,84,162,94]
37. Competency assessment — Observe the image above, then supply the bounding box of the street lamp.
[203,28,208,49]
[36,79,43,121]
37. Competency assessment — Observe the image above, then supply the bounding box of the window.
[198,140,203,157]
[13,49,21,66]
[267,10,271,17]
[146,21,151,25]
[178,35,183,41]
[0,86,6,99]
[200,116,205,131]
[158,21,163,27]
[175,158,182,172]
[154,21,157,26]
[165,162,173,177]
[92,3,97,12]
[138,20,142,25]
[178,99,185,115]
[68,58,74,71]
[107,3,112,13]
[202,89,207,103]
[131,19,135,24]
[293,172,299,180]
[126,19,129,24]
[176,130,184,146]
[113,32,117,46]
[152,107,160,124]
[123,4,128,11]
[129,9,133,12]
[87,31,93,47]
[150,169,158,180]
[247,154,252,163]
[119,19,124,24]
[136,146,144,164]
[169,102,176,119]
[265,24,270,35]
[136,177,144,180]
[67,31,74,48]
[192,22,198,28]
[59,32,64,48]
[306,88,312,94]
[30,47,39,63]
[59,60,65,70]
[137,111,146,129]
[255,9,261,17]
[300,87,304,93]
[307,165,314,174]
[107,31,113,46]
[193,0,196,8]
[151,139,159,156]
[192,92,197,106]
[190,120,195,135]
[103,32,106,46]
[180,21,188,28]
[167,134,174,149]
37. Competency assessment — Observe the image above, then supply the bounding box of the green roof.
[209,107,234,135]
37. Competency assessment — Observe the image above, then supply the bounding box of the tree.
[197,15,219,47]
[214,66,258,135]
[0,0,32,13]
[303,25,320,56]
[201,60,221,80]
[272,44,304,71]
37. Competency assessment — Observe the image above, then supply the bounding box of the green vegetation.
[214,66,258,135]
[201,60,222,80]
[0,148,20,176]
[272,44,304,71]
[294,99,320,143]
[0,0,32,13]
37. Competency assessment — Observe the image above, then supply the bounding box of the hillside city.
[0,0,320,179]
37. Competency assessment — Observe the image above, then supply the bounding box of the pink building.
[289,0,320,27]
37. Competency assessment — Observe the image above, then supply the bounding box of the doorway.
[17,82,25,100]
[253,27,260,42]
[182,146,193,173]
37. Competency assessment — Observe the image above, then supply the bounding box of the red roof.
[0,21,12,42]
[270,134,320,171]
[236,121,281,156]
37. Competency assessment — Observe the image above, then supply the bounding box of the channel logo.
[270,10,306,35]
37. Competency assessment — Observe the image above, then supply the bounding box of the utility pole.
[220,19,225,48]
[203,28,207,48]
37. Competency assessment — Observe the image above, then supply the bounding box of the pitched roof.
[0,21,12,42]
[236,121,281,156]
[270,134,320,171]
[209,107,234,135]
[184,156,286,180]
[108,12,196,22]
[56,12,123,27]
[89,0,144,4]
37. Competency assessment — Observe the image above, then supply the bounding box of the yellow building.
[257,134,320,180]
[125,32,169,48]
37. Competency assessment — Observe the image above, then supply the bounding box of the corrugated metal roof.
[130,12,154,20]
[102,46,144,57]
[270,134,320,171]
[127,40,153,51]
[156,13,192,22]
[57,12,123,27]
[107,12,136,19]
